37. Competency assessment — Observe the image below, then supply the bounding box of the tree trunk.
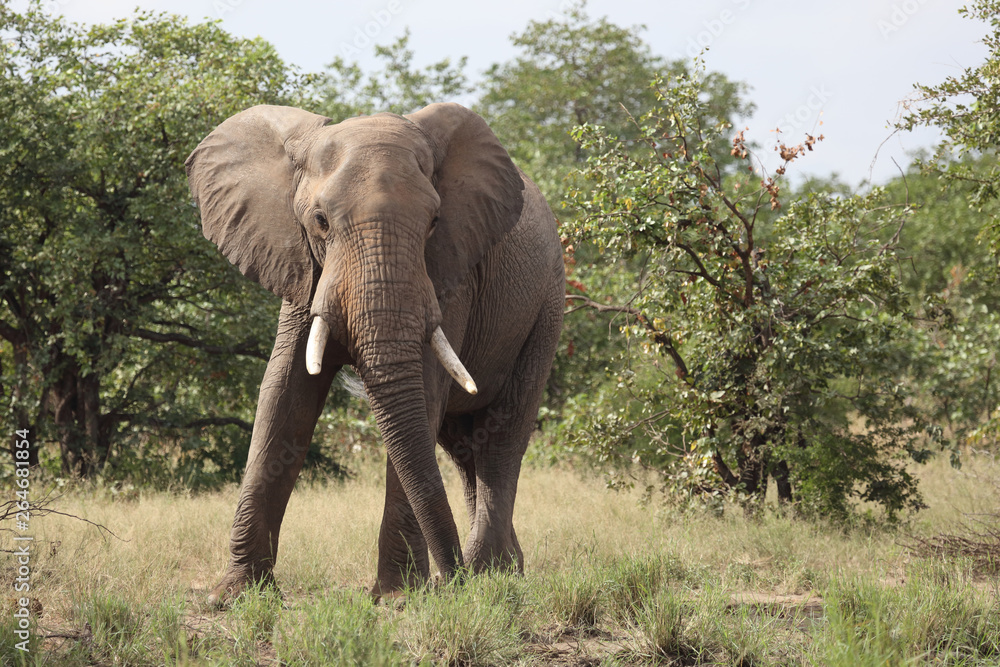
[5,346,40,467]
[53,368,80,475]
[774,459,793,504]
[78,373,105,470]
[736,435,764,497]
[50,355,104,476]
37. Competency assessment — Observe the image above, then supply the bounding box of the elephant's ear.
[406,103,525,296]
[185,105,331,305]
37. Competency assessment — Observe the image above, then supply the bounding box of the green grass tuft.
[814,572,1000,666]
[544,566,603,629]
[397,575,526,666]
[225,580,284,666]
[276,589,401,666]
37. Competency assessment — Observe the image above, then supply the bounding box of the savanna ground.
[2,447,999,666]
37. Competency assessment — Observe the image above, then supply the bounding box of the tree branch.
[0,492,124,544]
[674,242,725,290]
[108,412,253,433]
[713,450,740,488]
[565,295,690,378]
[565,294,643,318]
[131,328,268,360]
[183,416,253,431]
[0,318,25,345]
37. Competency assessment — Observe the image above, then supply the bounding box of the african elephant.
[185,103,564,604]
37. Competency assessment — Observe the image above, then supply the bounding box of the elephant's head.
[185,103,525,395]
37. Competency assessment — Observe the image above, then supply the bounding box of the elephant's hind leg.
[372,456,430,598]
[464,304,562,573]
[439,413,479,527]
[460,406,528,573]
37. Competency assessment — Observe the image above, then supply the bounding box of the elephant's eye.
[427,216,439,238]
[314,211,329,232]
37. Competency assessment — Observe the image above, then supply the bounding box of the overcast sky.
[40,0,988,187]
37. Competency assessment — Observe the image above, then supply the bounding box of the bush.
[564,61,932,521]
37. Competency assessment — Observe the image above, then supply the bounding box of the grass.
[814,571,1000,665]
[275,588,398,666]
[396,575,527,665]
[1,450,998,665]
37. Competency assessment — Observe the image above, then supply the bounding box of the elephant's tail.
[339,369,369,403]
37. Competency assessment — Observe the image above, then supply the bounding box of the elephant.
[185,102,565,604]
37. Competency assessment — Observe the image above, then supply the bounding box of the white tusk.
[305,316,330,375]
[431,327,478,395]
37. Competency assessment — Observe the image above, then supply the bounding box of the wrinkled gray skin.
[186,103,564,605]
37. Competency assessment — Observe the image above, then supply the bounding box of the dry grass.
[2,448,998,664]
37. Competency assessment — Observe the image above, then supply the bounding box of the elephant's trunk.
[350,314,464,578]
[304,235,467,577]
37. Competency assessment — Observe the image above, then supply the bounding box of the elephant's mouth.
[304,315,478,395]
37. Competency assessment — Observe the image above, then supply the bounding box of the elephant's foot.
[464,527,524,574]
[206,566,276,609]
[371,566,473,603]
[368,578,411,603]
[369,565,431,602]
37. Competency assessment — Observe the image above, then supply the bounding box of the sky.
[38,0,989,187]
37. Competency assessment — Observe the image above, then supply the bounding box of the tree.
[896,1,1000,452]
[899,1,1000,248]
[476,0,752,203]
[311,30,471,121]
[881,161,1000,455]
[0,4,303,480]
[475,3,753,426]
[566,64,930,520]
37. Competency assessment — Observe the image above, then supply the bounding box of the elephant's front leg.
[209,302,341,607]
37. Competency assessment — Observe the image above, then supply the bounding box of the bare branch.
[565,295,690,378]
[0,492,125,545]
[131,327,268,361]
[674,242,726,290]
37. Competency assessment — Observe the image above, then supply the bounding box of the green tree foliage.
[887,160,997,306]
[885,164,1000,454]
[311,30,471,121]
[909,298,1000,456]
[0,4,304,482]
[566,65,929,520]
[896,1,1000,452]
[474,2,752,423]
[899,0,1000,244]
[476,0,752,202]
